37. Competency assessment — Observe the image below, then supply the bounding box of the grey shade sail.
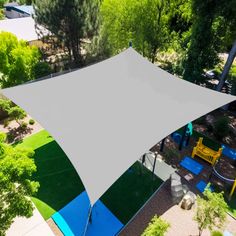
[2,48,235,205]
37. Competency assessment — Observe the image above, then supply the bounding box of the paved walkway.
[0,115,43,143]
[119,178,236,236]
[6,204,54,236]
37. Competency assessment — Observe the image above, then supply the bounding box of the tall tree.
[0,32,47,88]
[0,132,39,236]
[183,0,219,83]
[33,0,100,68]
[183,0,236,84]
[217,40,236,91]
[100,0,172,62]
[194,189,228,236]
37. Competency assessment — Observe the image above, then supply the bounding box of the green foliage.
[0,132,39,236]
[3,119,9,128]
[0,99,26,126]
[213,116,230,140]
[7,106,26,125]
[211,231,223,236]
[34,0,100,67]
[17,0,32,4]
[100,0,170,62]
[21,121,28,130]
[0,32,43,88]
[33,61,52,79]
[0,0,6,8]
[194,189,228,236]
[142,215,170,236]
[0,8,4,20]
[183,0,236,83]
[29,119,35,125]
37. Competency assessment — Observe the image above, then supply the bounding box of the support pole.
[152,152,157,181]
[160,138,166,152]
[179,125,188,151]
[83,204,92,236]
[229,178,236,199]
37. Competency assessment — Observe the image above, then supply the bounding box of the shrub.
[21,122,28,130]
[213,116,230,140]
[29,119,35,125]
[7,133,14,143]
[3,119,10,127]
[142,215,170,236]
[211,231,223,236]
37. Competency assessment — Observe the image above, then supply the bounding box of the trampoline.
[52,191,123,236]
[180,156,203,175]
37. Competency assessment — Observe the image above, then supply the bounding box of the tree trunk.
[216,40,236,92]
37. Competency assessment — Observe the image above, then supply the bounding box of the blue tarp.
[52,191,123,236]
[196,180,213,193]
[180,156,203,175]
[222,145,236,161]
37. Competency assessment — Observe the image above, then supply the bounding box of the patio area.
[118,177,236,236]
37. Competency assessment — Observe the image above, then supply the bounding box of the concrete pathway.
[141,152,176,181]
[0,115,43,143]
[161,204,236,236]
[6,203,54,236]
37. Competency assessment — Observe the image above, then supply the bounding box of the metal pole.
[179,125,188,151]
[160,138,166,152]
[152,152,157,181]
[83,204,92,236]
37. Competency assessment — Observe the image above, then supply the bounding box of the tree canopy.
[183,0,236,83]
[0,32,47,88]
[194,188,228,236]
[100,0,176,62]
[34,0,100,67]
[0,132,39,236]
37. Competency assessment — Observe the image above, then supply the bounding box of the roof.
[11,5,34,16]
[0,17,46,42]
[2,48,235,205]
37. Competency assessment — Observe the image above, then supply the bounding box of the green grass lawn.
[16,130,163,223]
[16,130,85,219]
[228,195,236,218]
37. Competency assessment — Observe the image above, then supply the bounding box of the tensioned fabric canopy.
[2,48,235,205]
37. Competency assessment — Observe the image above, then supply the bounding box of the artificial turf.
[228,195,236,218]
[16,130,85,220]
[16,130,163,222]
[101,162,163,224]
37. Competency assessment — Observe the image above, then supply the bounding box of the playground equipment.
[191,137,223,165]
[170,123,193,150]
[212,165,236,198]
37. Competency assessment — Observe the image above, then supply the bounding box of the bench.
[191,137,222,165]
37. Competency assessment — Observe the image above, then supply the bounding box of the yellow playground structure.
[191,137,223,165]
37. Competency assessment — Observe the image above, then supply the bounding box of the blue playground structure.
[180,156,203,175]
[196,180,213,193]
[222,145,236,161]
[171,123,193,148]
[52,191,123,236]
